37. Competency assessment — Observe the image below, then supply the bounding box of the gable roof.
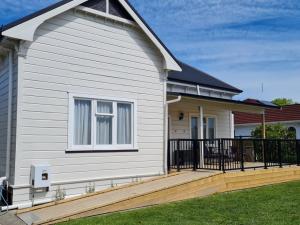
[168,61,243,93]
[0,0,181,71]
[235,104,300,125]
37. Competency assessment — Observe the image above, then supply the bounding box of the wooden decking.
[17,166,300,225]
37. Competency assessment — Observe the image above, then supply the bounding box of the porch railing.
[168,138,300,172]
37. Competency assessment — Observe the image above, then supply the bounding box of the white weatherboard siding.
[168,97,232,139]
[0,55,9,178]
[13,9,165,205]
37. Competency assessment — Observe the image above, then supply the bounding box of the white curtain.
[117,103,132,144]
[97,101,112,113]
[74,100,91,145]
[96,102,112,144]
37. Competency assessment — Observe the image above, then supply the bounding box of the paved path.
[0,211,26,225]
[18,170,218,225]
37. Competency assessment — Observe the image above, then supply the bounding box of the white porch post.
[199,106,204,167]
[230,112,235,138]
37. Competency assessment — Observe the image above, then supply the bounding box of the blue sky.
[1,0,300,101]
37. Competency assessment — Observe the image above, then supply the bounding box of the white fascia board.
[119,0,181,72]
[2,0,89,42]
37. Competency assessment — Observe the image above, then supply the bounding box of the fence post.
[263,139,268,169]
[176,140,180,172]
[218,139,222,171]
[240,139,245,171]
[193,140,197,171]
[221,139,225,173]
[297,140,300,166]
[278,140,282,168]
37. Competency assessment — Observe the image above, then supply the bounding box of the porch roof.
[168,92,280,113]
[168,61,243,94]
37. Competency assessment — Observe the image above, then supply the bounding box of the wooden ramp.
[17,167,300,225]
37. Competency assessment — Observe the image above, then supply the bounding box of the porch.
[167,94,300,172]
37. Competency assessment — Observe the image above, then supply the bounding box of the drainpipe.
[5,49,13,180]
[164,94,182,174]
[166,95,182,104]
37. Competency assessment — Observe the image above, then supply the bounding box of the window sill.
[66,149,139,153]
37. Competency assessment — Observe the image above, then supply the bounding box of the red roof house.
[234,101,300,138]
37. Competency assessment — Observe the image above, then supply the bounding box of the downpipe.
[164,95,182,174]
[166,95,182,104]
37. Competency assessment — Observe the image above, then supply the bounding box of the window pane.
[97,101,112,114]
[208,118,215,139]
[96,116,112,145]
[191,117,198,139]
[74,99,91,145]
[117,103,132,144]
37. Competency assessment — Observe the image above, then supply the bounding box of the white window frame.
[189,113,217,139]
[67,93,138,151]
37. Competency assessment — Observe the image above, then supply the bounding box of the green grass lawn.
[60,181,300,225]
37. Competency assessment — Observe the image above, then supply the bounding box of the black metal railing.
[168,138,300,172]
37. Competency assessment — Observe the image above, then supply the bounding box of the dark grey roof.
[169,61,243,93]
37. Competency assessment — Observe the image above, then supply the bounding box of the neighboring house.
[0,0,276,209]
[235,101,300,139]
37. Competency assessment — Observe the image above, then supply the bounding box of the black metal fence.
[168,138,300,172]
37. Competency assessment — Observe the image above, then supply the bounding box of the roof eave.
[2,0,88,42]
[168,78,243,94]
[168,92,280,109]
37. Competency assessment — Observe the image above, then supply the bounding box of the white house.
[0,0,275,209]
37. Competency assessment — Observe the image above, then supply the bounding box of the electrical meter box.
[30,165,51,189]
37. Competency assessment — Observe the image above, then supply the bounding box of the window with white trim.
[70,95,135,150]
[203,117,216,139]
[190,115,216,139]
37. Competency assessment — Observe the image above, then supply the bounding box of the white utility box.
[30,165,51,189]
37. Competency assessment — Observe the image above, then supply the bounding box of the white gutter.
[5,49,13,179]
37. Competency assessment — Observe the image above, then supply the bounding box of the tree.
[272,98,295,106]
[251,123,296,139]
